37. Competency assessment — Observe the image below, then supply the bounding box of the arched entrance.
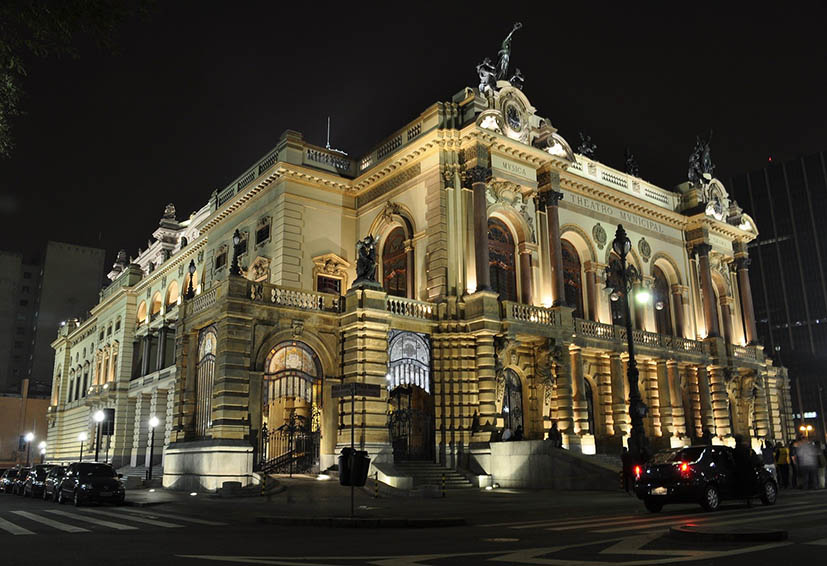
[386,331,434,461]
[260,341,322,474]
[502,369,524,431]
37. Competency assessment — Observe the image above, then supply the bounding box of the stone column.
[146,389,169,468]
[469,166,492,292]
[570,347,588,434]
[753,379,770,440]
[697,366,715,434]
[519,247,533,305]
[667,361,685,436]
[405,240,415,299]
[642,361,662,438]
[609,353,629,436]
[719,297,735,345]
[736,256,759,344]
[597,359,613,437]
[656,360,673,438]
[140,335,151,377]
[156,327,167,372]
[554,350,575,437]
[670,285,686,338]
[474,334,498,432]
[695,244,720,338]
[708,367,730,438]
[540,189,566,306]
[131,393,151,467]
[585,261,599,322]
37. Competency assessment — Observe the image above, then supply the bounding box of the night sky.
[1,2,825,269]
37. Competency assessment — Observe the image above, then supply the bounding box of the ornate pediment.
[312,253,350,276]
[243,256,271,282]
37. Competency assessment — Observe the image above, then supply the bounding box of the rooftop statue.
[476,57,497,95]
[497,22,523,80]
[577,132,597,159]
[688,132,715,186]
[625,147,639,178]
[351,234,381,290]
[509,68,525,90]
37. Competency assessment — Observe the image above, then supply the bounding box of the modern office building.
[729,151,827,440]
[45,56,795,491]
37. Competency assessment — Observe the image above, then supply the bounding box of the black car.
[11,467,30,495]
[23,465,54,498]
[635,445,778,512]
[0,467,20,493]
[57,462,125,506]
[42,466,66,501]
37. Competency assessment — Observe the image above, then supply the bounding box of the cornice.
[199,170,283,234]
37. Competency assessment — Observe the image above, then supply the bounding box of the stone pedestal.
[163,439,254,492]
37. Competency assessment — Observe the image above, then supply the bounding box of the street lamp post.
[605,224,650,467]
[147,416,159,481]
[230,229,242,276]
[185,260,196,299]
[38,441,46,464]
[24,432,34,466]
[799,424,814,439]
[78,432,87,462]
[94,410,105,462]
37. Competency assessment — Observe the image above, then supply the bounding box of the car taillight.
[679,461,691,477]
[634,465,642,479]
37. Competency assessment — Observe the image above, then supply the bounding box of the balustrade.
[386,296,434,320]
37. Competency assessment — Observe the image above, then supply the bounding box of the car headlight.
[80,483,93,490]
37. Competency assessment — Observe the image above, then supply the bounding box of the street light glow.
[24,432,34,442]
[78,432,88,442]
[149,416,160,428]
[636,289,651,304]
[38,441,46,450]
[94,410,105,422]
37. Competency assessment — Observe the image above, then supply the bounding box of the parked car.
[57,462,125,506]
[635,445,778,512]
[1,467,20,493]
[11,467,30,495]
[23,465,54,498]
[42,466,66,501]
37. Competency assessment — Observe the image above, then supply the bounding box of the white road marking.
[637,505,827,534]
[806,537,827,545]
[44,509,139,530]
[10,511,89,533]
[117,507,226,525]
[0,516,35,535]
[79,508,183,528]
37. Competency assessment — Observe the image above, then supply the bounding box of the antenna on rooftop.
[324,116,348,156]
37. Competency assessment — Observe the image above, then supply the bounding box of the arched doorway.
[382,226,409,298]
[502,369,524,432]
[386,331,434,461]
[260,341,322,473]
[488,217,518,302]
[562,240,584,318]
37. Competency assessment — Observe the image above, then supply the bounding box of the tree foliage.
[0,0,146,157]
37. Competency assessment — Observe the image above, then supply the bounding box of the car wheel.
[73,490,82,507]
[701,484,720,511]
[644,498,663,513]
[760,481,777,506]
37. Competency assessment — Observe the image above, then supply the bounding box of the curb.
[124,500,172,508]
[669,525,788,542]
[256,516,466,528]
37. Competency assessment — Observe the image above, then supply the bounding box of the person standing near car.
[796,438,818,489]
[775,442,791,488]
[733,435,758,505]
[762,440,777,483]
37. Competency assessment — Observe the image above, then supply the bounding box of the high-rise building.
[730,152,827,440]
[0,242,105,396]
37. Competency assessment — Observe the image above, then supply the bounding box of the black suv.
[57,462,125,506]
[0,467,20,493]
[635,445,778,512]
[23,465,54,498]
[42,466,66,501]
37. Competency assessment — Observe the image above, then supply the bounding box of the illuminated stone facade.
[46,80,795,491]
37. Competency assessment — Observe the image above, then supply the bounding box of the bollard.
[374,471,379,499]
[441,473,446,498]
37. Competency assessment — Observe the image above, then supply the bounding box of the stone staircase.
[393,461,475,489]
[117,465,163,488]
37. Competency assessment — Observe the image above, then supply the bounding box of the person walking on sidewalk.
[762,440,777,483]
[796,439,818,490]
[775,442,791,488]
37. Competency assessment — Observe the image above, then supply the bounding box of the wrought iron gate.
[388,407,433,461]
[258,422,320,475]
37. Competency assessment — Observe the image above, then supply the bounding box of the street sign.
[331,382,383,398]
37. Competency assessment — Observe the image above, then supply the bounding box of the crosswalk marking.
[78,509,183,528]
[10,511,89,533]
[118,508,226,526]
[44,509,139,530]
[637,506,827,535]
[0,516,35,536]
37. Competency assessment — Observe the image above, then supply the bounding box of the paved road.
[1,480,825,565]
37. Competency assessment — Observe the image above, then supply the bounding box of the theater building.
[46,72,795,490]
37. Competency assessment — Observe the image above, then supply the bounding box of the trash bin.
[350,450,371,487]
[339,447,354,486]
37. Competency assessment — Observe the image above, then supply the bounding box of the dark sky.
[1,1,826,268]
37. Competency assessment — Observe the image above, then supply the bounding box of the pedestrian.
[548,421,563,448]
[775,441,791,488]
[502,426,513,442]
[513,425,524,441]
[762,440,777,484]
[733,435,758,505]
[790,439,799,488]
[796,438,818,490]
[701,427,713,446]
[620,447,633,493]
[816,441,826,489]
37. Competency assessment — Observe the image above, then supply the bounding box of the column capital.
[693,243,712,257]
[466,166,491,185]
[537,189,564,209]
[719,295,735,307]
[735,256,751,270]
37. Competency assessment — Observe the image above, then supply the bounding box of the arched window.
[502,369,523,431]
[382,227,408,298]
[136,301,147,326]
[195,327,217,438]
[387,331,430,393]
[488,218,517,302]
[166,280,179,307]
[562,240,584,319]
[653,266,673,336]
[264,341,321,406]
[150,292,162,319]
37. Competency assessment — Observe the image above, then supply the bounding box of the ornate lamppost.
[78,432,87,462]
[24,432,34,466]
[604,224,650,466]
[94,410,105,462]
[185,259,196,299]
[38,441,47,464]
[230,229,242,276]
[147,416,159,481]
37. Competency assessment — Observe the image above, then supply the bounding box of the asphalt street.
[2,479,826,565]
